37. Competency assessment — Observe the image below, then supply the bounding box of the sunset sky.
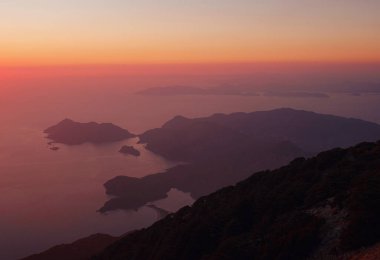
[1,0,380,67]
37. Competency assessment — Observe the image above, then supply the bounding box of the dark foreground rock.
[22,234,118,260]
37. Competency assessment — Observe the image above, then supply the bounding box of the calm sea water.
[1,86,380,259]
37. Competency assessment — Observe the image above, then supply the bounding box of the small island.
[44,119,135,145]
[119,145,140,156]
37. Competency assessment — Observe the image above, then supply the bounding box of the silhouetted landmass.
[99,108,380,212]
[119,145,140,156]
[211,85,259,96]
[94,141,380,260]
[22,234,118,260]
[262,91,329,98]
[99,141,303,213]
[136,80,380,97]
[44,119,134,145]
[136,86,207,96]
[136,85,259,96]
[328,81,380,94]
[140,108,380,160]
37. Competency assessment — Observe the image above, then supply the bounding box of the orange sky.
[1,1,380,67]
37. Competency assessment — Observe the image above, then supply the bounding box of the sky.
[1,0,380,67]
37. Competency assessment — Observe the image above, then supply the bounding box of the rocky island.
[119,145,140,156]
[44,119,135,145]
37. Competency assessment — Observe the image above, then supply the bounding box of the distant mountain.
[95,141,380,260]
[135,85,259,96]
[140,108,380,160]
[327,81,380,94]
[22,234,118,260]
[262,91,329,98]
[136,86,208,96]
[44,119,135,145]
[99,108,380,212]
[136,81,380,97]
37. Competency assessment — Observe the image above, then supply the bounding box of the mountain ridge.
[140,108,380,160]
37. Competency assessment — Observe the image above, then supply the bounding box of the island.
[44,119,135,145]
[119,145,140,156]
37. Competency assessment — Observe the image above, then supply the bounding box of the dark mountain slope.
[23,234,118,260]
[95,141,380,260]
[44,119,135,145]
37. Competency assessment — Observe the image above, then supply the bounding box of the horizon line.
[2,61,380,69]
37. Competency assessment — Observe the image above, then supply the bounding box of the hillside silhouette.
[95,140,380,259]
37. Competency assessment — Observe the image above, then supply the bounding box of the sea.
[1,83,380,259]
